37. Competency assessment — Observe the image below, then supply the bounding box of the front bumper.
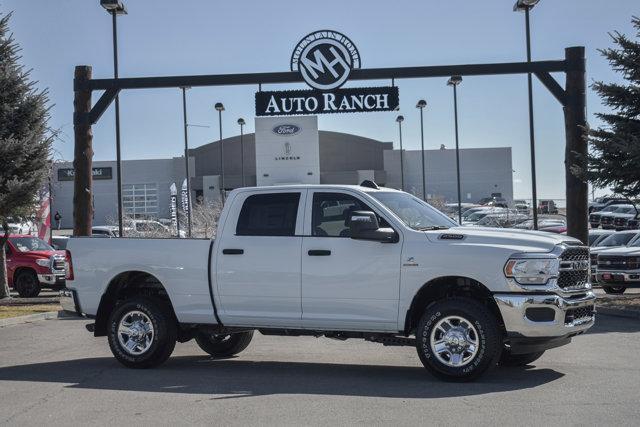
[37,272,65,286]
[494,291,596,339]
[597,270,640,284]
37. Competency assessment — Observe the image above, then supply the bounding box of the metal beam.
[76,59,569,92]
[535,72,567,106]
[73,87,120,125]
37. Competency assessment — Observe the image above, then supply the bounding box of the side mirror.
[348,210,398,243]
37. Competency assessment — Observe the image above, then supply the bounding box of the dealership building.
[51,116,513,228]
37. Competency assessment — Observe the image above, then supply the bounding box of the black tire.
[195,331,254,358]
[415,297,502,382]
[500,350,545,367]
[14,270,40,298]
[107,297,177,369]
[603,286,626,295]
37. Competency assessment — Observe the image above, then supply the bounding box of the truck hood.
[22,250,65,258]
[425,226,580,253]
[596,246,640,256]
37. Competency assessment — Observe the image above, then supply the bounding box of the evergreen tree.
[0,12,52,299]
[588,17,640,196]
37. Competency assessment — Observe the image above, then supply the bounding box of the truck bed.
[67,237,216,324]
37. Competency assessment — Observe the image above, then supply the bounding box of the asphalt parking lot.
[0,315,639,425]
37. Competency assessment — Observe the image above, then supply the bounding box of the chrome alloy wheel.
[430,315,480,367]
[117,310,155,356]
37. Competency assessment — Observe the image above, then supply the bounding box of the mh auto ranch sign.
[255,30,399,116]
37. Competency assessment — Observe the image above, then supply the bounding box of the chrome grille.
[558,247,590,290]
[52,255,66,272]
[565,305,595,325]
[598,256,640,271]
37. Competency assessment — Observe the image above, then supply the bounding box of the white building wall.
[384,147,513,204]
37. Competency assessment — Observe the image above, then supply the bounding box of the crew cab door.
[300,191,402,331]
[215,190,306,327]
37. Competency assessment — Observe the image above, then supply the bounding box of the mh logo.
[291,30,361,91]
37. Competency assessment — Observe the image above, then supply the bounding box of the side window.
[312,192,388,237]
[236,193,301,236]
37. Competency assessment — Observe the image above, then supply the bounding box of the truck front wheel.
[14,270,40,298]
[107,297,177,368]
[603,286,625,294]
[195,331,254,358]
[415,297,501,382]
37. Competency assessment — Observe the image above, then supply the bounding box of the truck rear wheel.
[107,297,177,369]
[603,286,625,294]
[15,270,40,298]
[195,331,254,358]
[415,297,501,382]
[500,350,545,366]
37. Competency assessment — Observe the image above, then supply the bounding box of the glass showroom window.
[123,183,158,216]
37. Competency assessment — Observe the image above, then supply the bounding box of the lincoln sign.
[255,30,400,116]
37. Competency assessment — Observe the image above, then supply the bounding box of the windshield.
[612,206,636,214]
[9,237,53,252]
[596,233,637,247]
[369,192,457,230]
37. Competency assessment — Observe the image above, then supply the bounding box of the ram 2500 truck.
[62,183,596,381]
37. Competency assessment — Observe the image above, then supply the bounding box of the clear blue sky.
[3,0,638,199]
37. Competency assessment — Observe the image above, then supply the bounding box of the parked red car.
[5,234,67,298]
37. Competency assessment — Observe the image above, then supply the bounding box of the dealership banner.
[36,190,51,242]
[169,183,179,233]
[255,86,399,116]
[180,179,189,215]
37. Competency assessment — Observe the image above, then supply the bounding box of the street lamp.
[181,87,192,237]
[447,75,463,224]
[237,118,246,187]
[395,115,405,192]
[416,100,427,201]
[514,0,541,229]
[100,0,127,236]
[214,102,225,201]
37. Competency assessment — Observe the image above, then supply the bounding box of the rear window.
[236,193,300,236]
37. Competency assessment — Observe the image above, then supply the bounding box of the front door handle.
[222,249,244,255]
[308,250,331,256]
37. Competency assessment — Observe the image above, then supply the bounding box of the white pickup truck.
[62,183,596,381]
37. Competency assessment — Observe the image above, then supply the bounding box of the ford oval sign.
[272,124,301,136]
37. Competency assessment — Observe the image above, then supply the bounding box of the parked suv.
[538,200,558,214]
[5,235,67,298]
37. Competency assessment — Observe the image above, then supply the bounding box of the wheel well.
[403,276,505,336]
[93,271,176,336]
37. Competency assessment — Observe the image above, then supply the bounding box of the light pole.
[214,102,225,201]
[396,115,405,192]
[181,87,192,237]
[514,0,540,229]
[447,75,463,224]
[100,0,126,236]
[237,118,246,187]
[416,100,427,201]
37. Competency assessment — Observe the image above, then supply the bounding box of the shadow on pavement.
[586,312,640,335]
[0,356,562,399]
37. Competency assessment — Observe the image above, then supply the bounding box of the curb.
[0,311,69,328]
[598,307,640,320]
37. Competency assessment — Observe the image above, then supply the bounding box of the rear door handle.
[222,249,244,255]
[308,250,331,256]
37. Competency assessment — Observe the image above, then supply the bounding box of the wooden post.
[564,47,588,244]
[73,66,94,236]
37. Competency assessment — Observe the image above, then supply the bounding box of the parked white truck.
[61,183,596,381]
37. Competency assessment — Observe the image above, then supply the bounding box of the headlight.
[504,258,559,285]
[35,258,51,267]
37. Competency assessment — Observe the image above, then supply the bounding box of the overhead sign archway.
[72,30,588,243]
